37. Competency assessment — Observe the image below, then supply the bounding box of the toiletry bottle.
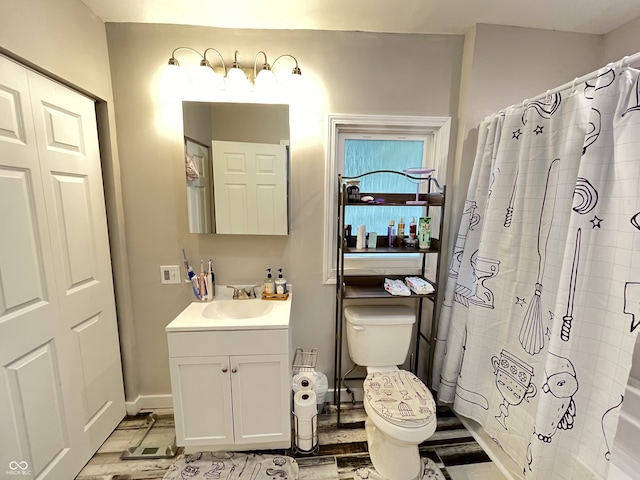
[418,217,431,249]
[263,268,275,295]
[346,180,360,203]
[409,217,417,240]
[397,217,405,247]
[387,219,395,247]
[275,269,287,294]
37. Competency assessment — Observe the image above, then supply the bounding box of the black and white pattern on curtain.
[433,66,640,480]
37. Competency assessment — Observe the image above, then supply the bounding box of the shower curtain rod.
[496,50,640,115]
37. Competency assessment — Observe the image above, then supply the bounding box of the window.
[343,137,427,247]
[323,114,451,284]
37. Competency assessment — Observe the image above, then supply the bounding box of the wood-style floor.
[75,403,504,480]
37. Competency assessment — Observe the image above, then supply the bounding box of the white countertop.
[165,285,292,332]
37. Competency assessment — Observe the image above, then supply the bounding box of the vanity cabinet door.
[169,355,234,446]
[231,354,290,445]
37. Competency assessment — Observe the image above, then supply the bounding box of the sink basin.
[202,299,275,320]
[165,285,292,332]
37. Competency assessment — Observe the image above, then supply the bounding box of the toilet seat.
[363,370,435,428]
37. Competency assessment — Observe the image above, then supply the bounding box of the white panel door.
[26,69,125,453]
[212,141,287,235]
[0,56,124,479]
[231,354,290,445]
[170,356,234,446]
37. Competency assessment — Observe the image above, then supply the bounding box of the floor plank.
[76,405,498,480]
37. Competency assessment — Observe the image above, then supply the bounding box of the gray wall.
[105,23,465,395]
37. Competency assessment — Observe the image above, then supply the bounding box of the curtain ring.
[571,77,579,94]
[522,98,529,109]
[545,89,551,103]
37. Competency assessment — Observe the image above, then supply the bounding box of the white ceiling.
[82,0,640,35]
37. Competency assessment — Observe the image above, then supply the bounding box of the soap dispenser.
[275,269,287,294]
[263,268,275,295]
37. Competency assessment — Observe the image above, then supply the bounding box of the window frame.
[323,114,451,284]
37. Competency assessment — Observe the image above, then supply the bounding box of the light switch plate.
[160,265,181,284]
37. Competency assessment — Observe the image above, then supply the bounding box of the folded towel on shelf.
[405,277,435,295]
[384,278,411,296]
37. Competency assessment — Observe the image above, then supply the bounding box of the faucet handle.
[248,285,261,298]
[226,285,242,299]
[227,285,261,299]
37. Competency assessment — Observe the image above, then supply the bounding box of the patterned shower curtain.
[433,65,640,479]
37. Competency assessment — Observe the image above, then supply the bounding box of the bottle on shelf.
[387,219,395,247]
[397,217,405,247]
[418,217,431,249]
[409,217,417,240]
[346,180,360,203]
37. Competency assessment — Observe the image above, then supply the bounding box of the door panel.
[27,69,125,452]
[212,141,287,234]
[170,356,234,446]
[0,168,47,313]
[231,354,290,444]
[5,342,69,474]
[51,173,97,290]
[0,55,77,480]
[40,102,84,154]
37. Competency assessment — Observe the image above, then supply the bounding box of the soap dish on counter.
[262,292,290,301]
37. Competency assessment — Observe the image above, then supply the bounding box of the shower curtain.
[433,65,640,479]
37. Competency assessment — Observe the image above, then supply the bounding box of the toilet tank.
[345,305,415,367]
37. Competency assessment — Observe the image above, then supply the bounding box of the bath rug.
[162,451,299,480]
[353,457,445,480]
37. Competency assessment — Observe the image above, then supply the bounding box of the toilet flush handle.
[352,325,365,331]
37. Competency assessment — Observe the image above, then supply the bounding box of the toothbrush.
[198,260,207,300]
[181,249,190,280]
[207,259,215,299]
[182,249,200,299]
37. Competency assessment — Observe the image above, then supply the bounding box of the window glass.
[344,139,425,237]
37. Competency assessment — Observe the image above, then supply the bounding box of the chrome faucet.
[227,285,261,299]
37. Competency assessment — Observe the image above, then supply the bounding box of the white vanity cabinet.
[166,296,292,451]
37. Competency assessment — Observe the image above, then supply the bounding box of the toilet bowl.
[344,306,437,480]
[363,368,437,480]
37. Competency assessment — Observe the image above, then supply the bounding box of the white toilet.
[345,305,437,480]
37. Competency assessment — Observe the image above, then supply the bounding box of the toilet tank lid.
[344,305,415,325]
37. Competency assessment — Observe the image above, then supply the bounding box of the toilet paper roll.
[356,225,366,249]
[294,390,317,452]
[294,373,315,392]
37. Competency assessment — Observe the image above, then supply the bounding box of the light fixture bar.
[166,48,302,93]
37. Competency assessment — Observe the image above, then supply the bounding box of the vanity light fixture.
[166,47,302,94]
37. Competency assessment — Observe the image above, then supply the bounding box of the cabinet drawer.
[168,329,289,357]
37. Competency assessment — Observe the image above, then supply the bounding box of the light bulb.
[196,65,224,94]
[254,68,277,93]
[162,63,187,99]
[226,66,250,92]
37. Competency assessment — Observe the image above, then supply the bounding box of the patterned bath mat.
[162,452,298,480]
[353,457,445,480]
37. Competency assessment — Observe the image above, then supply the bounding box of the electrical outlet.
[160,265,181,285]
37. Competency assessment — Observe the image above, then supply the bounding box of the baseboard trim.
[125,394,173,415]
[125,389,360,416]
[328,387,364,404]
